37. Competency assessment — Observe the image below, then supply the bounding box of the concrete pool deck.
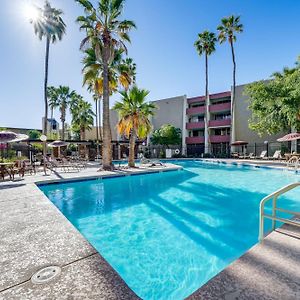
[0,163,180,300]
[0,160,299,299]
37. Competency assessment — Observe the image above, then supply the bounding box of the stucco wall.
[110,110,119,140]
[151,95,185,132]
[234,83,286,144]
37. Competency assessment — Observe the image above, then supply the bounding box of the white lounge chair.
[269,150,282,160]
[257,150,267,159]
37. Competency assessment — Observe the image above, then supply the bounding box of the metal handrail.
[259,182,300,242]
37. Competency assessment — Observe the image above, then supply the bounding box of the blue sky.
[1,0,300,129]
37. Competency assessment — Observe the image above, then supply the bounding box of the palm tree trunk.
[128,130,136,168]
[81,128,85,141]
[43,37,50,135]
[230,40,236,146]
[204,53,210,154]
[50,108,54,137]
[42,37,50,175]
[61,108,65,141]
[95,99,99,156]
[102,44,113,170]
[98,96,102,140]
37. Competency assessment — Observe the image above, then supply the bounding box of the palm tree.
[47,86,76,140]
[113,86,156,168]
[76,0,136,170]
[194,31,217,153]
[29,1,66,136]
[71,98,95,140]
[82,47,136,157]
[217,15,243,144]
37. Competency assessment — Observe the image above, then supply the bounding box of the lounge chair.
[45,157,74,173]
[140,157,165,167]
[268,150,282,160]
[256,150,267,159]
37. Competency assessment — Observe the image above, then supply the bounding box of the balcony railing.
[208,119,231,127]
[186,136,205,144]
[186,121,205,130]
[186,106,205,115]
[210,135,230,143]
[209,102,231,112]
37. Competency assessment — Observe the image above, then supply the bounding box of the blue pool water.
[39,161,300,299]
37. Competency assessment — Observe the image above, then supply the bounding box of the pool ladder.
[259,182,300,242]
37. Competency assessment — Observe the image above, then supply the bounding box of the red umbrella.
[277,133,300,142]
[0,131,28,143]
[231,141,248,146]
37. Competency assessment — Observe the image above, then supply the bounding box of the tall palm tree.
[113,86,156,168]
[82,47,136,155]
[194,31,217,153]
[47,86,76,140]
[217,15,243,144]
[29,1,66,136]
[76,0,136,170]
[71,98,95,140]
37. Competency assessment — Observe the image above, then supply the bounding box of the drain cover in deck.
[31,266,61,284]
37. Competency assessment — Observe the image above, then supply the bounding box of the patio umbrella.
[0,131,29,143]
[231,141,248,155]
[231,141,248,146]
[0,131,29,162]
[277,132,300,142]
[48,140,69,157]
[277,132,300,153]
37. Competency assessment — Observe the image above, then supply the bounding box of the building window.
[189,103,205,108]
[214,128,230,136]
[214,113,231,120]
[192,130,204,137]
[189,116,204,123]
[210,98,231,105]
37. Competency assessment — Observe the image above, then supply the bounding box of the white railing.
[259,182,300,242]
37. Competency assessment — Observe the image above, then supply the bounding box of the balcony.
[186,121,205,130]
[210,135,230,143]
[186,136,205,144]
[186,106,205,115]
[209,102,231,113]
[188,91,231,104]
[208,119,231,127]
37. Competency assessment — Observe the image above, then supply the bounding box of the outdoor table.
[0,162,14,180]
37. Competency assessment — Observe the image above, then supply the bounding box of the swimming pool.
[39,160,300,299]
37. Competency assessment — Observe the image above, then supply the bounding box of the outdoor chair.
[45,157,73,173]
[256,150,267,159]
[140,157,165,167]
[268,150,282,160]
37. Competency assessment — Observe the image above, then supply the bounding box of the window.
[214,128,230,136]
[210,98,231,105]
[189,103,205,108]
[192,130,204,137]
[214,113,231,120]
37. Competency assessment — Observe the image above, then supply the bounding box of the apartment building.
[109,82,285,156]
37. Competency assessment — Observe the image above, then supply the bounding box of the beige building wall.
[110,109,119,141]
[234,83,286,144]
[151,96,185,132]
[84,127,102,141]
[109,95,186,145]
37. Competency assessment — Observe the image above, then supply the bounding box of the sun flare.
[23,2,40,22]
